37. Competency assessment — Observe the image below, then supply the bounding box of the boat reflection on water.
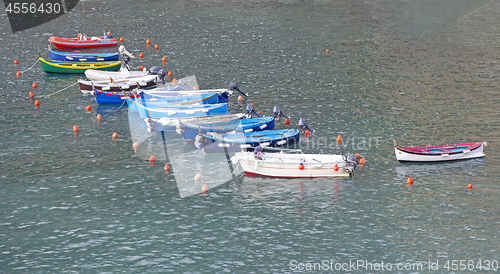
[128,107,241,198]
[394,158,486,182]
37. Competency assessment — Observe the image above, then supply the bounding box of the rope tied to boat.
[109,99,127,112]
[18,49,49,74]
[43,81,78,97]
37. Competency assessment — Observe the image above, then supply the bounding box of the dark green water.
[1,0,499,272]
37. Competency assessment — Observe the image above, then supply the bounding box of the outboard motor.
[344,155,359,176]
[118,45,134,58]
[253,145,264,160]
[298,118,315,134]
[245,104,262,118]
[229,82,248,97]
[122,55,131,71]
[148,66,160,75]
[194,135,205,149]
[158,69,167,84]
[273,106,290,121]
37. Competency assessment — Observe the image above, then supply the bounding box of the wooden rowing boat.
[394,141,486,162]
[39,58,121,73]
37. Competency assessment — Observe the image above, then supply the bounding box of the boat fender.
[299,163,304,170]
[276,140,287,146]
[176,128,185,135]
[261,142,270,147]
[254,161,259,170]
[244,129,253,133]
[259,124,267,129]
[441,153,449,157]
[240,144,252,149]
[463,149,470,154]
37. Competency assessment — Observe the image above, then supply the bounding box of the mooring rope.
[109,99,127,112]
[19,49,49,74]
[43,82,78,97]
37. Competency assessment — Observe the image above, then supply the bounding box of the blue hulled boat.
[49,50,120,62]
[179,117,275,140]
[195,129,300,153]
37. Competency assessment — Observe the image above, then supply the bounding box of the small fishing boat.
[394,141,486,162]
[195,129,300,153]
[231,147,360,177]
[178,117,275,140]
[146,113,246,134]
[85,68,150,81]
[49,50,120,62]
[48,34,117,49]
[99,90,224,105]
[39,58,121,74]
[127,98,228,119]
[78,76,158,94]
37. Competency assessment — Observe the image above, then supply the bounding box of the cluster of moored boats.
[41,32,487,178]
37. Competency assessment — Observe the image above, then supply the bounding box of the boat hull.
[79,77,157,94]
[395,142,486,162]
[198,129,300,153]
[181,117,275,140]
[232,152,350,178]
[128,99,229,119]
[49,36,117,49]
[39,58,121,74]
[49,50,120,62]
[146,113,246,134]
[85,69,148,81]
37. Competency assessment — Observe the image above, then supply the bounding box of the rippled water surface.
[1,0,499,272]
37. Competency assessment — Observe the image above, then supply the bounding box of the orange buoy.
[96,114,102,120]
[132,142,139,150]
[326,49,330,54]
[359,158,366,165]
[86,105,92,111]
[407,177,413,185]
[250,103,255,107]
[193,86,198,90]
[237,95,243,101]
[149,155,156,162]
[162,56,166,62]
[168,71,173,76]
[112,132,118,139]
[304,130,311,136]
[119,37,124,42]
[299,163,304,170]
[194,173,202,180]
[154,44,159,49]
[29,92,35,98]
[14,59,19,64]
[73,125,79,132]
[201,183,208,193]
[468,184,473,189]
[285,119,291,124]
[34,100,40,106]
[164,163,171,171]
[32,82,37,88]
[16,71,21,76]
[139,53,144,58]
[333,164,339,171]
[146,39,151,44]
[172,78,177,83]
[107,31,111,35]
[355,153,361,159]
[336,134,342,143]
[258,110,263,115]
[139,65,145,71]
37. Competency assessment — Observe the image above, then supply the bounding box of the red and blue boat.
[394,141,486,162]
